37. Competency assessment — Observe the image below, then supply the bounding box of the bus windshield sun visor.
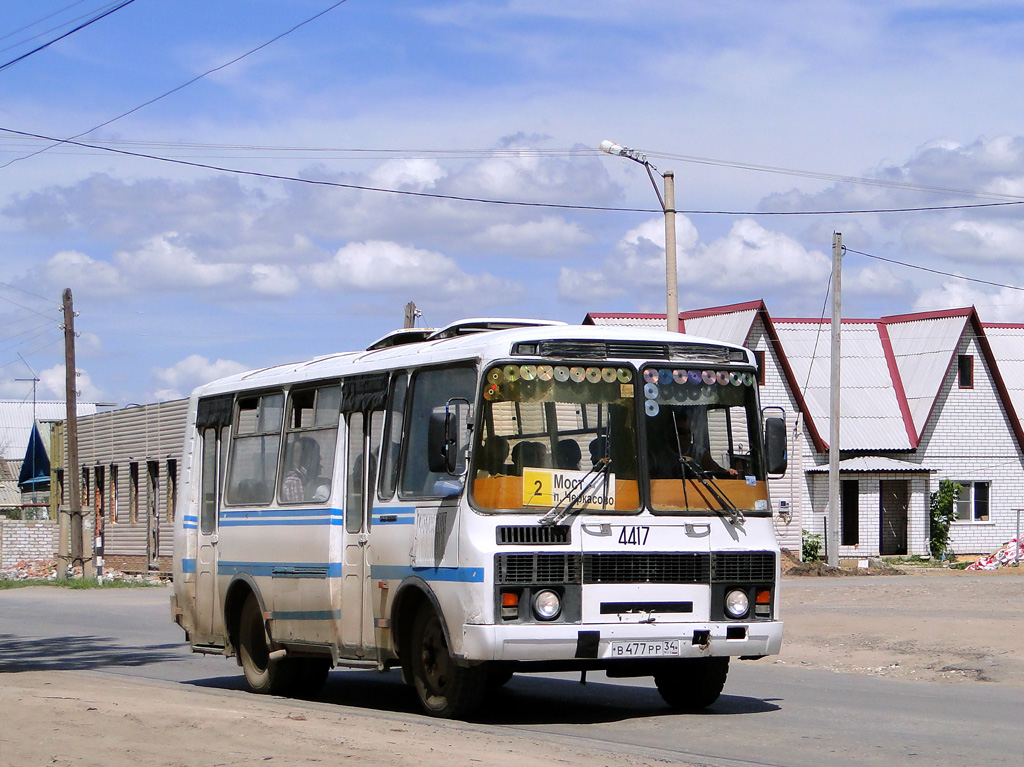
[196,394,234,428]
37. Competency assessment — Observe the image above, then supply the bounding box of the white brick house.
[586,303,1024,559]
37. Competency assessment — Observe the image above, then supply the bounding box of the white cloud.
[39,364,103,402]
[472,216,591,257]
[43,250,123,296]
[368,159,446,190]
[249,264,300,296]
[115,234,246,289]
[151,354,249,401]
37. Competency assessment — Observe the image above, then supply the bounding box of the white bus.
[171,318,787,718]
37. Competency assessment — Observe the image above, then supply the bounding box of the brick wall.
[0,518,58,569]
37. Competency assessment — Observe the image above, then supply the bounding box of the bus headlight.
[532,590,561,621]
[724,589,750,619]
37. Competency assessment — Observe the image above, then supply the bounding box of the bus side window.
[399,366,475,499]
[378,373,408,501]
[225,392,284,505]
[279,384,340,504]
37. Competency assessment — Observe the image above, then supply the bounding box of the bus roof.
[190,319,755,399]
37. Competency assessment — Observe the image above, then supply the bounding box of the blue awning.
[18,423,50,489]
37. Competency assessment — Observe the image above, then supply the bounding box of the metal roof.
[684,310,757,348]
[0,401,98,460]
[773,321,912,450]
[884,315,968,437]
[806,456,934,472]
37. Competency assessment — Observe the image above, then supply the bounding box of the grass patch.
[0,577,165,590]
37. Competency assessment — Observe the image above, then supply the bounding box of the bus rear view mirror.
[428,409,459,474]
[764,417,787,476]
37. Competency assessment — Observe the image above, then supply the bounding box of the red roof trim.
[880,307,972,324]
[876,321,919,448]
[774,317,879,325]
[971,311,1024,453]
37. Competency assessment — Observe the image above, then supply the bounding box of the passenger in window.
[282,436,329,502]
[555,439,581,470]
[650,407,738,479]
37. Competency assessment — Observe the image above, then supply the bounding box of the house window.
[129,462,139,524]
[753,350,766,386]
[166,460,177,522]
[954,481,989,522]
[841,479,859,545]
[109,465,119,523]
[958,355,974,389]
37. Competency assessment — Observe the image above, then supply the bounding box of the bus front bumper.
[461,620,783,663]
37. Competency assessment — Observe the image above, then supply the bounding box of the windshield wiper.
[539,457,612,526]
[679,456,744,526]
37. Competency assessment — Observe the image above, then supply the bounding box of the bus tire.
[653,657,729,710]
[409,605,486,719]
[238,595,292,695]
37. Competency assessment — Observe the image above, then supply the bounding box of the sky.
[2,1,1024,407]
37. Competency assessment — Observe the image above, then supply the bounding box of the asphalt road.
[1,584,1020,767]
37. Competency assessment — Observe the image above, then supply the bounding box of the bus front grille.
[497,525,571,545]
[495,551,776,585]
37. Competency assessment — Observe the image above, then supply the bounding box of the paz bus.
[171,318,787,718]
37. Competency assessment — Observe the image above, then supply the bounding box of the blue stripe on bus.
[218,561,343,578]
[371,507,416,525]
[371,564,485,583]
[181,558,196,574]
[218,508,345,527]
[271,609,342,621]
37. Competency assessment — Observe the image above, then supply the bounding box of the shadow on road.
[0,634,184,672]
[185,667,780,724]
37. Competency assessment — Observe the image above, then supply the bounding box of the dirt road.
[1,568,1021,767]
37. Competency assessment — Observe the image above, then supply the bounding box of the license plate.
[605,640,681,658]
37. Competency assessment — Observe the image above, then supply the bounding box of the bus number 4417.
[618,526,649,546]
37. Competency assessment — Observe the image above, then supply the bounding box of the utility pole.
[62,288,84,577]
[828,233,842,568]
[599,140,678,332]
[403,301,420,329]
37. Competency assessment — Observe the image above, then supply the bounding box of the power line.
[0,0,351,170]
[648,150,1024,203]
[0,0,138,74]
[6,126,1024,218]
[0,0,91,46]
[845,247,1024,292]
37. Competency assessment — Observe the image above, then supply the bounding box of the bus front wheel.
[654,657,729,710]
[409,605,486,719]
[239,595,291,695]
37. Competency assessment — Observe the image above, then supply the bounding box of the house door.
[879,480,908,555]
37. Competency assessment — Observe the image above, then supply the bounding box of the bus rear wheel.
[653,657,729,710]
[239,595,292,695]
[409,605,486,719]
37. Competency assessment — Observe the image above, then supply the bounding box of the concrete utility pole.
[62,288,84,577]
[828,233,842,568]
[599,140,679,332]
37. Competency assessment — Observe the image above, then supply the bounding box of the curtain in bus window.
[400,367,475,498]
[342,373,389,412]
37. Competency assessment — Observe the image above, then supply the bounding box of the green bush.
[802,529,823,562]
[929,479,961,559]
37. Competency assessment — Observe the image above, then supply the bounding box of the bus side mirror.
[428,410,459,474]
[764,417,787,476]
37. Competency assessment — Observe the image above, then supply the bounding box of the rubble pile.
[966,538,1022,570]
[0,558,168,584]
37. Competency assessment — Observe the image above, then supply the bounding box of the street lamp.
[599,140,678,333]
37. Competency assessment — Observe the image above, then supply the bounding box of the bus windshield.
[470,363,640,513]
[641,365,769,514]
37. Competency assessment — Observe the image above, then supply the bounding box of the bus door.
[194,395,232,640]
[340,374,388,656]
